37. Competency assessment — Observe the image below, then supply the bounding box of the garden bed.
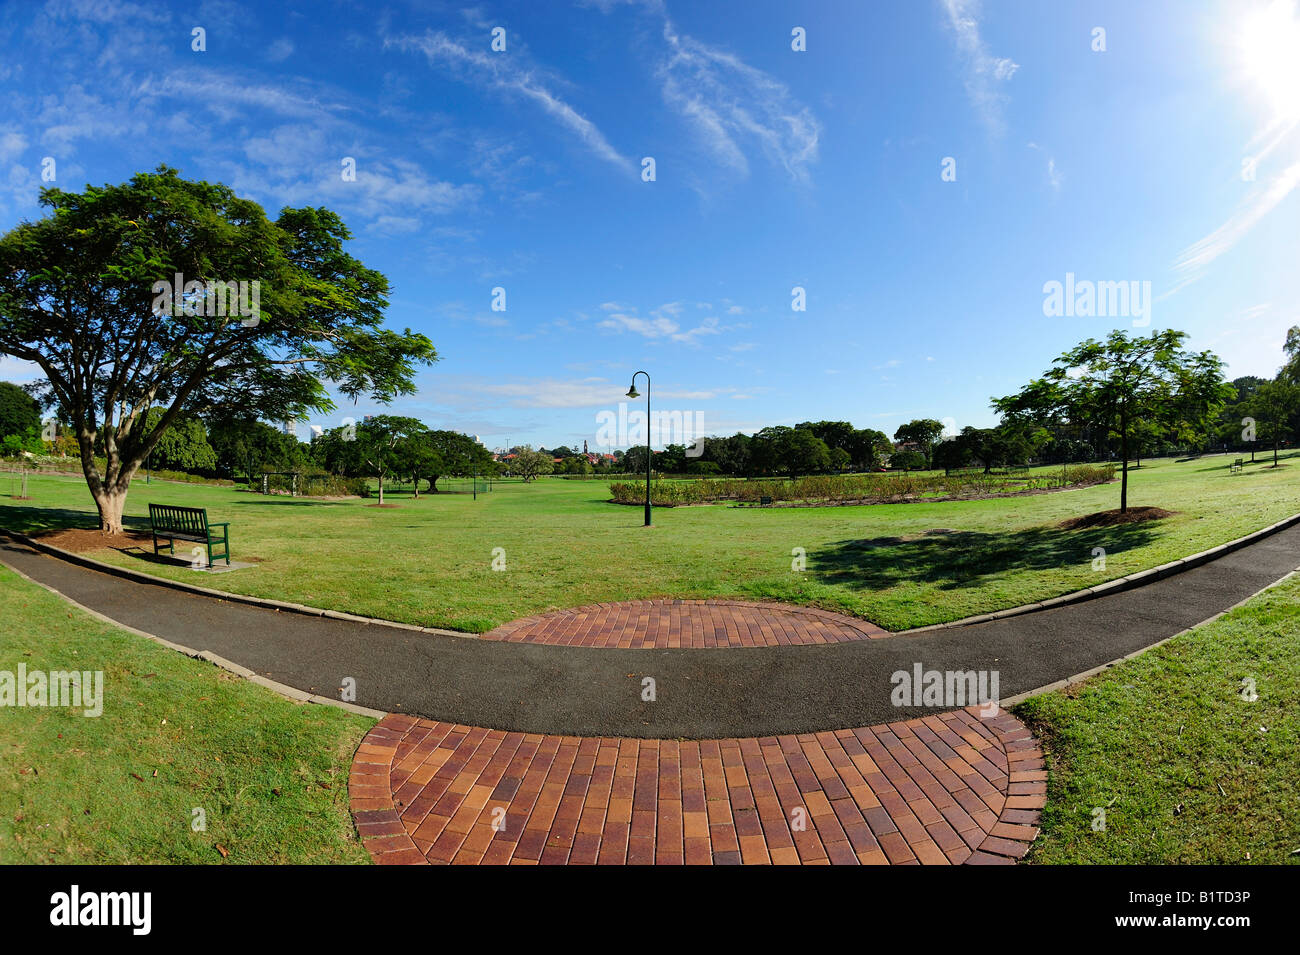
[609,465,1116,508]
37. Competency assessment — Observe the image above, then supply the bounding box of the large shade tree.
[893,419,945,468]
[413,430,493,492]
[0,167,436,531]
[996,330,1231,512]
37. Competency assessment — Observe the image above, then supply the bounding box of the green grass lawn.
[0,565,373,864]
[1018,573,1300,865]
[1,453,1297,632]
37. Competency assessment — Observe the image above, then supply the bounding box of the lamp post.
[626,371,651,527]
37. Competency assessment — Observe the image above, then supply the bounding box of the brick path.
[350,706,1043,865]
[481,599,888,648]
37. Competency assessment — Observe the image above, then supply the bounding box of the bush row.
[609,464,1115,506]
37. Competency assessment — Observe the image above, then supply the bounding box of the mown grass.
[1018,574,1300,864]
[0,565,373,864]
[1,453,1296,632]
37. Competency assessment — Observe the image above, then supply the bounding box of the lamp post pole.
[627,371,651,527]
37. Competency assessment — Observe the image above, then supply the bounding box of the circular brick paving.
[349,706,1043,865]
[481,599,889,648]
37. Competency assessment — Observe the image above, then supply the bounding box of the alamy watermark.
[1042,272,1151,327]
[50,885,150,935]
[151,272,261,326]
[890,664,999,717]
[595,402,706,456]
[1,665,103,716]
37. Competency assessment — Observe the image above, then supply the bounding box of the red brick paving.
[350,705,1042,865]
[481,599,889,648]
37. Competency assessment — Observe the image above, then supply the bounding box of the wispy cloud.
[387,30,632,173]
[435,374,728,410]
[583,0,820,182]
[656,17,820,181]
[596,301,737,345]
[1027,142,1062,190]
[940,0,1019,135]
[266,38,294,62]
[1173,160,1300,278]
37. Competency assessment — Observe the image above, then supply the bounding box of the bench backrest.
[148,503,209,535]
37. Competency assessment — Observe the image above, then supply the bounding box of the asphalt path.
[2,525,1297,739]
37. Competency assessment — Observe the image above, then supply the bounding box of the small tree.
[996,330,1231,512]
[353,415,424,504]
[1250,380,1300,467]
[511,446,553,482]
[142,407,217,473]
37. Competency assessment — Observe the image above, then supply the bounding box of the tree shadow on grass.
[0,504,157,535]
[809,520,1165,592]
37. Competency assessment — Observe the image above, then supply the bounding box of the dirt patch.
[30,527,153,553]
[367,503,402,509]
[1058,506,1176,530]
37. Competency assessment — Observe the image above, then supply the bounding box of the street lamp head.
[626,384,640,399]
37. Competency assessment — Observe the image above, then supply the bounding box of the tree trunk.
[377,473,384,505]
[1119,404,1129,513]
[92,486,128,535]
[411,473,419,499]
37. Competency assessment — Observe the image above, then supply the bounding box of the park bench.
[1230,458,1243,474]
[148,504,230,568]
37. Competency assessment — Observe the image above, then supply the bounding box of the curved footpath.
[2,523,1297,864]
[2,524,1297,738]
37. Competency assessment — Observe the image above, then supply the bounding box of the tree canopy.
[995,330,1230,511]
[0,166,437,530]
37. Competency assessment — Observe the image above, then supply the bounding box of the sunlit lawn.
[0,565,372,864]
[1019,573,1300,864]
[1,453,1296,632]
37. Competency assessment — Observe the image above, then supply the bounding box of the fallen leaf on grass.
[216,845,229,859]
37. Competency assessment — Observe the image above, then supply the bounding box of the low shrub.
[609,465,1115,506]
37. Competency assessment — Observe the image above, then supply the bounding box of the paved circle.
[481,599,889,648]
[349,706,1043,865]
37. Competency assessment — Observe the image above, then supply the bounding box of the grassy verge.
[0,565,373,864]
[1017,574,1300,864]
[1,453,1297,631]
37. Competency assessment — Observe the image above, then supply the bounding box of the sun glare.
[1238,0,1300,122]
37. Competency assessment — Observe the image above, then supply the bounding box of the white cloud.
[656,17,820,181]
[596,301,733,345]
[940,0,1019,135]
[0,130,28,162]
[388,31,632,173]
[266,38,294,62]
[1173,160,1300,278]
[0,355,44,383]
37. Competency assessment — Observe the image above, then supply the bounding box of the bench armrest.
[207,522,230,528]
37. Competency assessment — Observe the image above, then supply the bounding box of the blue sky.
[1,0,1298,451]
